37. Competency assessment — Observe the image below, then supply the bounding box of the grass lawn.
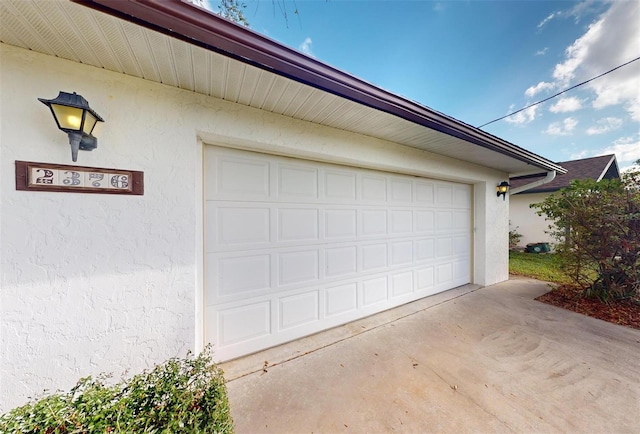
[508,251,572,284]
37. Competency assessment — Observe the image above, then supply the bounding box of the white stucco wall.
[0,43,509,411]
[510,192,556,247]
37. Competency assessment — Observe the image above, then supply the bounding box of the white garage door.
[204,146,472,361]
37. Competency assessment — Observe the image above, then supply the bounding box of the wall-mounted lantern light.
[496,181,510,200]
[38,91,104,162]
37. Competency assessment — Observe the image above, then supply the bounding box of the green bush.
[533,173,640,301]
[0,346,234,433]
[508,222,522,250]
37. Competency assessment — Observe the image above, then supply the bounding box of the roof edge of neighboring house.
[597,154,619,181]
[73,0,566,174]
[511,154,620,194]
[512,187,561,195]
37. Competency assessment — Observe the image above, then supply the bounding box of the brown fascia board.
[74,0,565,174]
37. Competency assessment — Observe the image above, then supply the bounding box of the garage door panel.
[278,290,320,330]
[390,241,413,265]
[436,237,453,257]
[361,175,387,201]
[415,238,435,261]
[326,283,357,317]
[361,243,388,270]
[216,253,271,296]
[205,146,471,361]
[436,185,453,205]
[325,209,357,238]
[436,263,453,285]
[325,246,357,277]
[361,209,388,236]
[216,301,271,346]
[362,276,388,306]
[389,178,412,203]
[277,164,319,198]
[206,203,276,251]
[390,210,413,234]
[416,266,435,291]
[453,210,471,230]
[278,250,319,286]
[454,186,471,207]
[391,271,414,297]
[436,211,453,230]
[454,260,471,283]
[210,154,271,199]
[415,181,435,204]
[325,170,357,200]
[217,206,271,245]
[415,210,435,233]
[454,236,471,255]
[278,208,319,241]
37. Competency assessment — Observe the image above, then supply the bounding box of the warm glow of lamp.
[496,181,510,200]
[39,91,104,162]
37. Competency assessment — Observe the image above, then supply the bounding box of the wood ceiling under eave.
[0,0,552,176]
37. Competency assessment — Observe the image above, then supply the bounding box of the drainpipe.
[510,170,557,195]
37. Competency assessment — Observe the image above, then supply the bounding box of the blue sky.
[203,0,640,171]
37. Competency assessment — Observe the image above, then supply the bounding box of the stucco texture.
[0,43,509,411]
[510,192,556,248]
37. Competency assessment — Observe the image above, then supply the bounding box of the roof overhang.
[1,0,566,176]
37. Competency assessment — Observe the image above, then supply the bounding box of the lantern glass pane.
[51,104,83,131]
[82,112,98,135]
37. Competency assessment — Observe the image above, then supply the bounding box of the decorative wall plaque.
[15,161,143,195]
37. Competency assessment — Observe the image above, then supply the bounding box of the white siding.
[510,192,556,247]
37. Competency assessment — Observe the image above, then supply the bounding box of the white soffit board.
[204,146,472,361]
[0,0,544,174]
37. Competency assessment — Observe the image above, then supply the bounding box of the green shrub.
[508,222,522,250]
[533,176,640,301]
[0,346,234,433]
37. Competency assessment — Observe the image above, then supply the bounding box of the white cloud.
[627,99,640,123]
[569,149,590,160]
[553,2,640,120]
[570,135,640,171]
[299,37,313,56]
[552,17,605,83]
[549,97,584,113]
[433,3,445,12]
[525,81,555,98]
[535,47,549,56]
[505,104,539,125]
[586,117,623,135]
[567,0,604,23]
[598,136,640,167]
[590,68,640,121]
[536,2,604,30]
[544,117,578,135]
[537,12,557,29]
[515,2,640,126]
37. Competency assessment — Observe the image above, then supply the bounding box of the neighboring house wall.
[510,192,555,247]
[0,44,509,411]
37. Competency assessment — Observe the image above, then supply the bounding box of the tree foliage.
[218,0,250,26]
[215,0,302,28]
[533,167,640,301]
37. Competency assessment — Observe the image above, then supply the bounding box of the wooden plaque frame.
[15,161,144,195]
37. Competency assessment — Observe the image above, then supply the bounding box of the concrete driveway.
[222,277,640,433]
